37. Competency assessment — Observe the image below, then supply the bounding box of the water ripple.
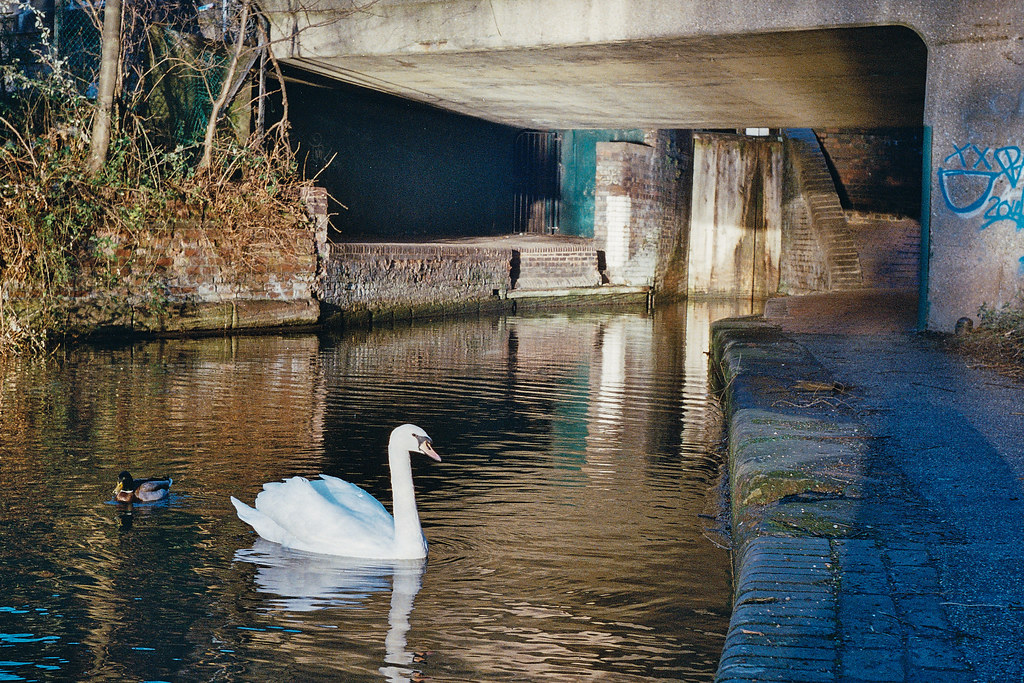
[0,303,745,681]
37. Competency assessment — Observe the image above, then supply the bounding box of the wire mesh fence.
[54,2,100,92]
[0,5,48,80]
[0,0,252,146]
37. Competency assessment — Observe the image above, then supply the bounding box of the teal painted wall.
[559,129,646,237]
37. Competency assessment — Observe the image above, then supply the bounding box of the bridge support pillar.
[926,37,1024,330]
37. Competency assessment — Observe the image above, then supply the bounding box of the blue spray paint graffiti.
[938,143,1024,231]
[939,142,1024,286]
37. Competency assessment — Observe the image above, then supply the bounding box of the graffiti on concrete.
[938,143,1024,231]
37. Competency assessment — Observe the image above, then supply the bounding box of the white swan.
[230,424,441,559]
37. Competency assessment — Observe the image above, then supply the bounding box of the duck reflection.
[234,540,426,681]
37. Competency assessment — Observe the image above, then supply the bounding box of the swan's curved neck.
[389,445,426,559]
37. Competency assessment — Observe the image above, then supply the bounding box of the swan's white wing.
[231,496,292,546]
[248,476,397,558]
[313,474,394,530]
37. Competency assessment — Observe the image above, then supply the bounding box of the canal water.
[0,300,753,682]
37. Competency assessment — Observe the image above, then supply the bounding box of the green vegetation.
[0,3,314,355]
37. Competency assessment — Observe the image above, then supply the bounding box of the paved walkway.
[715,290,1024,682]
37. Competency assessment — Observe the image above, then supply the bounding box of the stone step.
[784,128,864,290]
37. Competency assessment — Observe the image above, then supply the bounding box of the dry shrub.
[0,67,315,355]
[951,295,1024,380]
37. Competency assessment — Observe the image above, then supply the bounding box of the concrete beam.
[262,0,943,129]
[279,27,926,129]
[261,0,989,57]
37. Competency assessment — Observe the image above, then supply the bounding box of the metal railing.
[513,130,561,234]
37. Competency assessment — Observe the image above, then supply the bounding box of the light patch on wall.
[604,195,631,269]
[745,128,770,137]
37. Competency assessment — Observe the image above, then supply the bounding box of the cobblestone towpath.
[712,292,1024,683]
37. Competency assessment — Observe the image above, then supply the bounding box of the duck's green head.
[113,471,134,495]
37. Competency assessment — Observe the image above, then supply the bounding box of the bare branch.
[0,115,37,169]
[198,0,253,172]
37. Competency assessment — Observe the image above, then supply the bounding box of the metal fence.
[0,7,47,80]
[513,130,562,234]
[0,0,250,145]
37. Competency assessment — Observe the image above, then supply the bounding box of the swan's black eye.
[415,434,431,447]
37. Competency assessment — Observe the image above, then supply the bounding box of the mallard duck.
[231,424,441,559]
[114,471,172,503]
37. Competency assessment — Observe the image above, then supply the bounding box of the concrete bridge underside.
[264,0,1024,331]
[279,25,925,130]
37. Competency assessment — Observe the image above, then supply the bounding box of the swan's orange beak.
[419,441,441,462]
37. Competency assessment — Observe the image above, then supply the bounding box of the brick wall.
[781,137,833,295]
[322,242,512,322]
[512,240,602,290]
[593,132,690,293]
[845,211,920,291]
[779,194,830,294]
[89,225,319,304]
[779,129,862,294]
[652,130,693,299]
[815,128,924,217]
[63,188,326,334]
[595,141,656,286]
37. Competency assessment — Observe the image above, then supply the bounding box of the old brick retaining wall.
[320,242,512,324]
[654,130,693,299]
[593,131,691,296]
[595,141,661,287]
[780,129,862,295]
[815,128,923,218]
[512,240,602,290]
[320,236,610,324]
[59,187,328,335]
[845,211,921,291]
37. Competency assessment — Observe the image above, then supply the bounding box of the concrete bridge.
[263,0,1024,331]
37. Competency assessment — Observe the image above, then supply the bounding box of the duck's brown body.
[114,472,172,503]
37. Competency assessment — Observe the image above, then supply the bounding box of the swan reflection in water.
[234,539,427,681]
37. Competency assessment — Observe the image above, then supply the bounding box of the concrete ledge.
[710,317,870,682]
[508,285,649,311]
[61,297,320,336]
[507,284,648,299]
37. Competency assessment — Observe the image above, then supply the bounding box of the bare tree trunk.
[256,16,290,147]
[86,0,123,175]
[198,0,252,173]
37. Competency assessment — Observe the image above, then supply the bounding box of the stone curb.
[709,317,973,682]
